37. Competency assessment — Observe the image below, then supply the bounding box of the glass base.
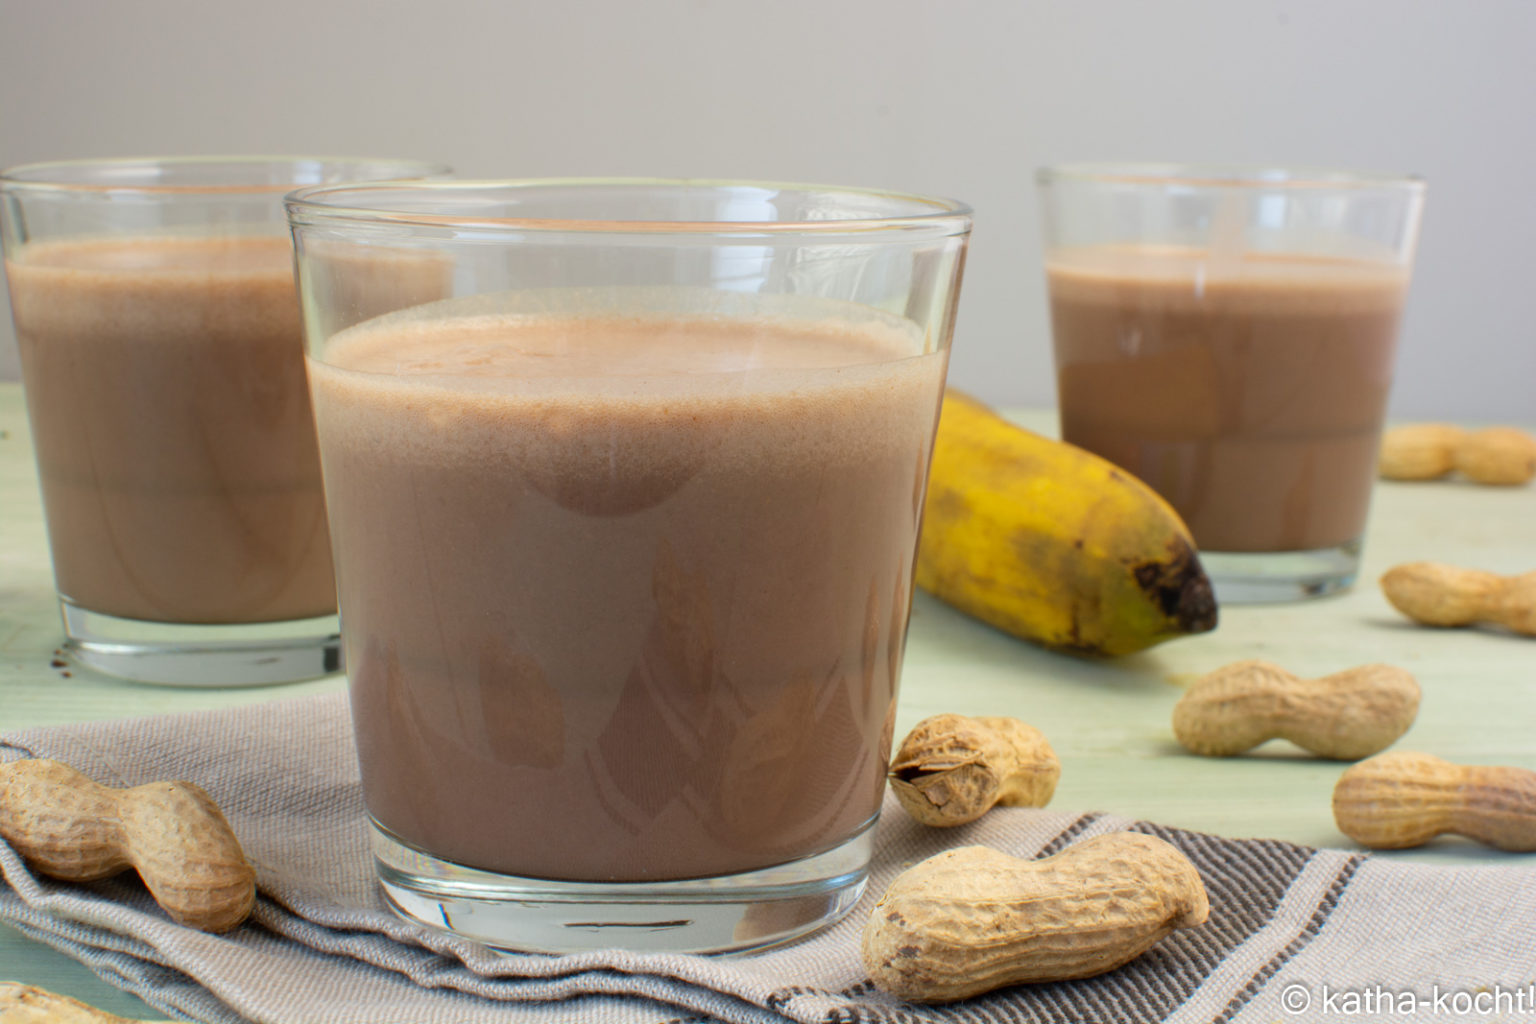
[1202,541,1361,605]
[372,818,875,955]
[60,600,342,686]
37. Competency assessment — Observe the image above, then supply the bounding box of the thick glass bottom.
[59,600,342,686]
[372,817,876,955]
[1202,541,1361,605]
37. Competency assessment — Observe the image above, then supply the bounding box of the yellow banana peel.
[917,390,1217,656]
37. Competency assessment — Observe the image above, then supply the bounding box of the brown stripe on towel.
[1209,852,1366,1024]
[1034,812,1105,858]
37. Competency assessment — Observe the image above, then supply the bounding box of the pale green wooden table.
[2,381,1533,1020]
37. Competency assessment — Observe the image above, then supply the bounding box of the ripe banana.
[916,390,1217,656]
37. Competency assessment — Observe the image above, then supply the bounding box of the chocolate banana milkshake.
[289,177,970,952]
[8,236,332,623]
[1048,245,1409,553]
[308,309,947,882]
[7,236,451,625]
[1037,165,1423,602]
[1,156,451,684]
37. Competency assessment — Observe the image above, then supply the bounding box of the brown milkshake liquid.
[6,236,450,625]
[1048,246,1408,552]
[308,310,946,882]
[7,236,334,623]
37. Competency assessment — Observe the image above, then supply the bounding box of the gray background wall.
[1,0,1531,420]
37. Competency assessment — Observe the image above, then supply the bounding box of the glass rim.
[1036,162,1426,192]
[285,177,975,235]
[0,155,453,196]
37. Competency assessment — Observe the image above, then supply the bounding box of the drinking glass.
[1,156,449,684]
[287,179,971,952]
[1038,164,1425,602]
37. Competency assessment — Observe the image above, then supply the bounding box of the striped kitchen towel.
[2,694,1532,1024]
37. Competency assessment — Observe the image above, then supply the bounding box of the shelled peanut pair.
[1172,660,1536,853]
[1379,423,1536,485]
[869,713,1208,1003]
[0,759,254,933]
[1377,425,1535,638]
[1381,562,1536,637]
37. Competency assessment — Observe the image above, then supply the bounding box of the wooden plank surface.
[2,382,1533,1020]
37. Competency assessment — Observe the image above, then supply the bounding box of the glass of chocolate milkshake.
[286,179,971,953]
[1,157,450,684]
[1038,164,1425,603]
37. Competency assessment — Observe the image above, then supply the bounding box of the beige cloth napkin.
[2,694,1533,1024]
